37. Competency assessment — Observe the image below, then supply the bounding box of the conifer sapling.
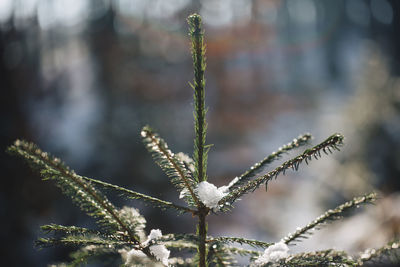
[7,14,400,267]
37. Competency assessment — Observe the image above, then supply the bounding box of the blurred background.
[1,0,400,266]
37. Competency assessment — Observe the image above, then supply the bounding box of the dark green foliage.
[188,14,209,184]
[7,13,400,267]
[188,13,210,267]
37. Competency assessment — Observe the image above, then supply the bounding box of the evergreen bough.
[7,14,400,267]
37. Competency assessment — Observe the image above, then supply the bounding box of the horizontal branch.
[229,133,312,191]
[160,233,199,242]
[206,236,273,248]
[207,242,236,266]
[282,249,355,266]
[41,224,104,236]
[68,246,115,267]
[168,257,194,266]
[282,193,377,245]
[219,133,344,207]
[81,176,196,214]
[163,241,198,252]
[36,235,134,249]
[357,240,400,266]
[152,233,198,252]
[225,246,261,258]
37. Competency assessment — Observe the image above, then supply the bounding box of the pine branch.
[8,140,156,260]
[163,240,198,252]
[81,176,196,214]
[224,246,261,257]
[141,126,199,207]
[47,246,117,267]
[36,235,133,249]
[208,244,261,265]
[160,233,199,243]
[39,224,131,264]
[357,240,400,266]
[68,245,116,267]
[41,224,105,236]
[280,249,356,267]
[169,257,194,267]
[282,192,377,245]
[118,206,147,242]
[219,133,344,207]
[176,152,196,178]
[206,239,262,262]
[229,133,312,191]
[8,141,137,238]
[206,237,273,248]
[151,233,199,252]
[162,234,270,253]
[188,13,209,184]
[207,243,236,267]
[40,225,128,266]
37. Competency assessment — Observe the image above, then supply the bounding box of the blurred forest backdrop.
[1,0,400,266]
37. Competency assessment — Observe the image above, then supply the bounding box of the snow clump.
[120,229,170,266]
[145,229,170,266]
[253,242,289,266]
[143,228,163,246]
[195,181,228,209]
[119,248,147,266]
[150,244,171,266]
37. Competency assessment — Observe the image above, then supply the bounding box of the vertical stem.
[188,14,208,183]
[198,208,208,267]
[188,14,209,267]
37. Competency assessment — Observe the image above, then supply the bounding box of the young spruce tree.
[8,14,400,267]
